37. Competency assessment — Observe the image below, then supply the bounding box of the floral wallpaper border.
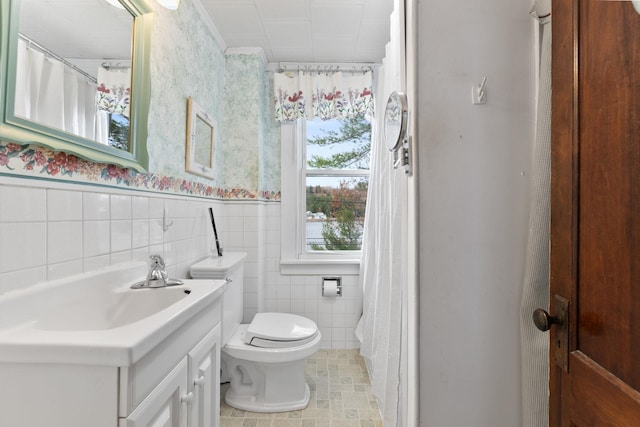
[0,143,280,201]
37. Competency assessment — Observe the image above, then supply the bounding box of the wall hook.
[163,207,174,232]
[472,76,488,105]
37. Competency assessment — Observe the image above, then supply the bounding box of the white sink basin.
[0,262,226,365]
[36,286,190,331]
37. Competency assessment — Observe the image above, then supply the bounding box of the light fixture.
[157,0,180,10]
[104,0,125,9]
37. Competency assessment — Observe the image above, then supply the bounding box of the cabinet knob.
[180,392,194,405]
[194,375,206,387]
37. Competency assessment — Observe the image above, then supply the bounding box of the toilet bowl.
[190,252,322,413]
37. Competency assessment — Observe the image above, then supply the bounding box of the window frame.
[280,119,369,275]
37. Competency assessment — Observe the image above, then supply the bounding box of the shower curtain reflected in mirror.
[15,39,98,141]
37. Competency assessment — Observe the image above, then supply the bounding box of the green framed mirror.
[0,0,153,172]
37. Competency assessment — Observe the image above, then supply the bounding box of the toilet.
[190,252,321,413]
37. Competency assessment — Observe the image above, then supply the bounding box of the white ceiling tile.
[30,0,393,67]
[312,35,356,62]
[264,22,312,48]
[255,0,309,21]
[357,20,391,50]
[310,4,364,36]
[204,4,265,36]
[270,48,315,63]
[362,0,394,20]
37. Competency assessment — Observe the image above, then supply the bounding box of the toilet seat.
[224,324,322,364]
[244,313,318,348]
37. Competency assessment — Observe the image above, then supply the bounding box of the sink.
[36,287,191,331]
[0,261,227,365]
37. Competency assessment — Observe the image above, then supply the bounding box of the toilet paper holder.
[322,277,342,297]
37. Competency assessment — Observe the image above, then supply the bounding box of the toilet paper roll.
[323,279,340,297]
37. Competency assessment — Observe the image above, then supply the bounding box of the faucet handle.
[147,254,168,288]
[149,254,166,269]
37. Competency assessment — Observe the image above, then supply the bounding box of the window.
[281,115,371,274]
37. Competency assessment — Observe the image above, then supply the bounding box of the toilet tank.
[190,252,247,345]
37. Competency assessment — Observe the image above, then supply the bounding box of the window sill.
[280,258,361,275]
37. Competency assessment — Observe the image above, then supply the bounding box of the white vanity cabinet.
[120,323,221,427]
[0,283,223,427]
[119,300,222,427]
[188,324,221,427]
[120,357,189,427]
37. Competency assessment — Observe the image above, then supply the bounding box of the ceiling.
[17,0,393,76]
[199,0,393,64]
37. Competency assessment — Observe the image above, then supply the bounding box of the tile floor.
[219,349,383,427]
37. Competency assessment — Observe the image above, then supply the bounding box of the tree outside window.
[304,115,371,251]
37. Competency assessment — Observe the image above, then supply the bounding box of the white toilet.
[190,252,322,413]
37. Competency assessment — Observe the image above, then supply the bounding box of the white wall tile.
[110,194,131,220]
[149,198,164,219]
[132,196,150,219]
[132,219,150,248]
[111,250,132,265]
[150,219,164,245]
[47,221,82,264]
[111,220,132,252]
[0,222,46,272]
[0,186,46,222]
[47,189,82,221]
[0,183,361,350]
[228,216,243,232]
[83,221,110,257]
[83,193,110,220]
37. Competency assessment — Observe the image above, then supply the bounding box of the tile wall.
[0,178,362,349]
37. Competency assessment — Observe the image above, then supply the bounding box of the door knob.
[533,308,562,331]
[533,296,570,372]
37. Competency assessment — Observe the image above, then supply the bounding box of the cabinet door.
[120,357,189,427]
[188,324,221,427]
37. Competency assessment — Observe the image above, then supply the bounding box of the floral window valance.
[274,69,374,122]
[96,67,131,117]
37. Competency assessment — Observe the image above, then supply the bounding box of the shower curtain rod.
[18,33,97,83]
[101,62,131,71]
[274,62,376,74]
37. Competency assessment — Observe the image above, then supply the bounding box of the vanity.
[0,262,226,427]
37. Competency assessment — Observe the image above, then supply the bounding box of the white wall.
[0,178,219,293]
[417,0,535,425]
[0,177,361,350]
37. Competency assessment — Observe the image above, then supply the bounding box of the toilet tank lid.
[190,252,247,278]
[244,313,318,345]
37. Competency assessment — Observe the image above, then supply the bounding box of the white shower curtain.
[356,1,406,425]
[15,39,98,140]
[520,1,551,426]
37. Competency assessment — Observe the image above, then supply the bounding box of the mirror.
[0,0,153,172]
[185,97,216,179]
[384,91,408,152]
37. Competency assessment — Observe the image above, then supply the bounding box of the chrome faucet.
[131,254,184,289]
[147,254,169,288]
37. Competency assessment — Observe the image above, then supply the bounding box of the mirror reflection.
[384,91,407,152]
[16,0,133,151]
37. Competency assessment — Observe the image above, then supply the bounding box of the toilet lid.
[243,313,318,348]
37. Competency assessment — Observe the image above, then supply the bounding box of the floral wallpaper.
[223,53,281,196]
[146,1,225,184]
[0,142,279,200]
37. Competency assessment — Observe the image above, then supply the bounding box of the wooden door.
[550,0,640,425]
